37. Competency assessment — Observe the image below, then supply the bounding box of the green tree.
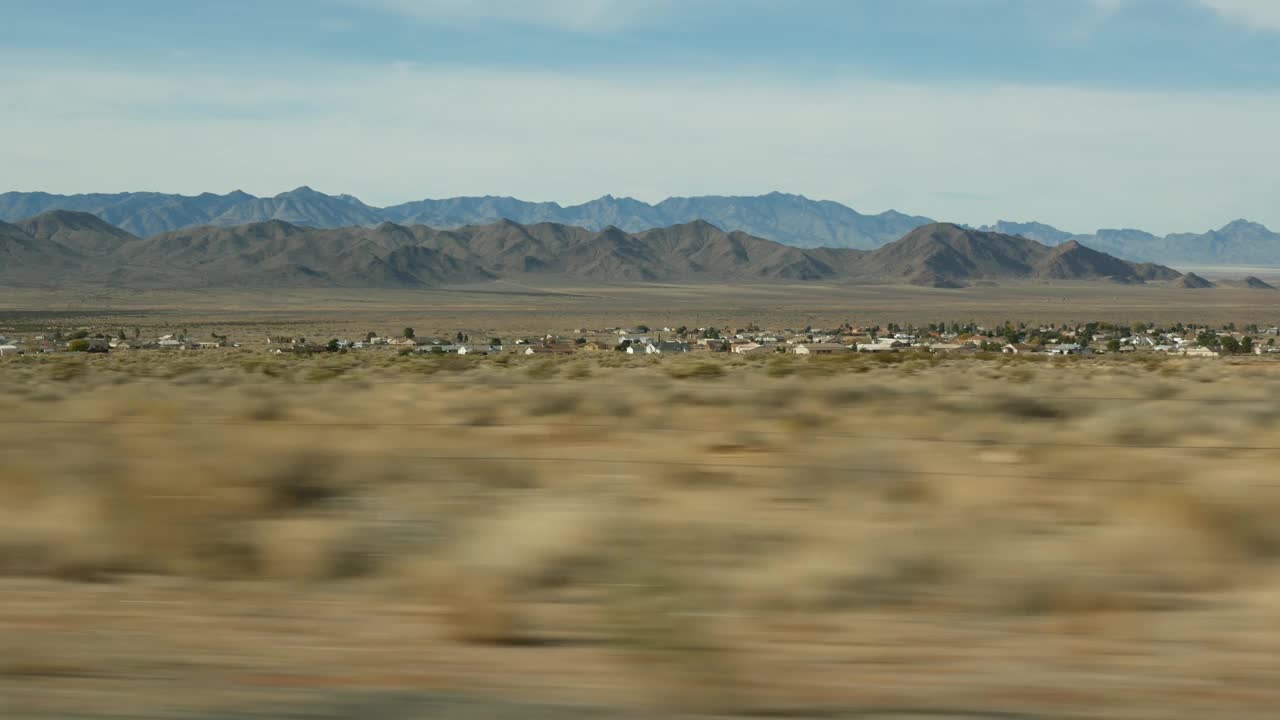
[1241,336,1255,354]
[327,338,340,352]
[489,337,503,347]
[70,329,89,340]
[366,331,377,341]
[403,327,415,339]
[1220,336,1241,355]
[67,339,90,352]
[1107,339,1122,353]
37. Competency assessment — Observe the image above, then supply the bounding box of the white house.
[457,345,500,355]
[1047,343,1089,356]
[794,343,849,355]
[0,344,20,356]
[857,340,905,353]
[644,341,692,354]
[1001,343,1040,354]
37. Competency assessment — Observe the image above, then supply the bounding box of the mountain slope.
[1173,272,1216,289]
[113,220,492,288]
[6,189,1278,265]
[206,187,384,228]
[18,210,140,255]
[851,224,1182,287]
[0,190,932,250]
[0,215,1191,290]
[0,220,83,280]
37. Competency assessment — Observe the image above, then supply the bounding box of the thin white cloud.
[1,61,1277,235]
[1093,0,1280,32]
[340,0,677,32]
[1196,0,1280,31]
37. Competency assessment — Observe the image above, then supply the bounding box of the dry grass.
[3,348,1280,717]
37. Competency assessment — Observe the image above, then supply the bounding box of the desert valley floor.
[4,279,1280,338]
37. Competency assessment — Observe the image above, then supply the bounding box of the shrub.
[666,362,726,380]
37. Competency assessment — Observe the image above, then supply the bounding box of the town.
[3,320,1279,358]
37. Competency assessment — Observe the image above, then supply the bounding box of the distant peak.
[279,186,321,198]
[1221,218,1270,232]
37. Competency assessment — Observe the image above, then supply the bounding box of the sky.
[1,0,1278,234]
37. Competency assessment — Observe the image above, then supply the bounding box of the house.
[457,345,501,355]
[857,340,906,353]
[0,344,21,356]
[644,341,691,354]
[576,341,612,352]
[157,338,184,349]
[1182,346,1220,358]
[732,342,763,354]
[1002,343,1040,355]
[1047,343,1089,356]
[415,343,459,354]
[793,343,849,356]
[523,343,576,355]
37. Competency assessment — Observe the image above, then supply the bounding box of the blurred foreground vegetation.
[3,350,1280,718]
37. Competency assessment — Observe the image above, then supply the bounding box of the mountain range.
[980,219,1280,267]
[0,188,930,251]
[5,188,1276,266]
[1,210,1206,290]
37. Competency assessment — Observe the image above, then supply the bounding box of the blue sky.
[2,0,1278,233]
